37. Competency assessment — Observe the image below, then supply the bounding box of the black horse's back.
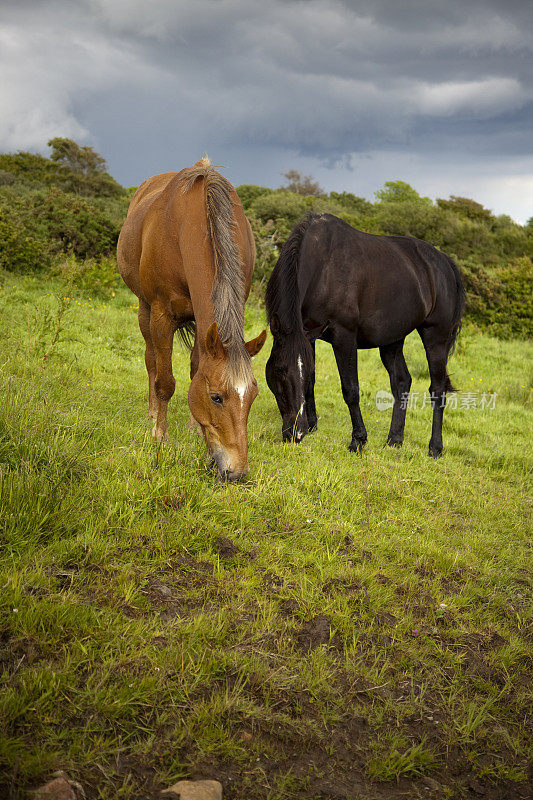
[265,212,465,456]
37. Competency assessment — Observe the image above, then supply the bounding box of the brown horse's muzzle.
[208,446,249,483]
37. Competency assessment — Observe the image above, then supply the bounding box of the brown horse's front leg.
[187,334,202,436]
[150,304,176,443]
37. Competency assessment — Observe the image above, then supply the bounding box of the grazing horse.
[117,158,266,481]
[265,213,464,457]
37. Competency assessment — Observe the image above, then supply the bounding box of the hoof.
[152,425,168,444]
[348,439,366,454]
[428,445,443,458]
[386,437,403,448]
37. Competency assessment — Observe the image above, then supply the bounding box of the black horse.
[265,213,465,457]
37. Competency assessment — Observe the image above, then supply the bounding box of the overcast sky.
[1,0,532,222]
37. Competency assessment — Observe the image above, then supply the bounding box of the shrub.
[0,208,50,273]
[0,142,125,199]
[247,213,280,284]
[460,257,533,339]
[236,184,273,210]
[52,254,121,297]
[0,188,120,260]
[328,191,374,216]
[36,188,119,258]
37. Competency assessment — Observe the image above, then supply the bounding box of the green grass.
[0,270,531,800]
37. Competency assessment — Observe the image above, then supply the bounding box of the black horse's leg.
[418,326,450,458]
[306,340,318,432]
[332,330,367,453]
[379,339,412,447]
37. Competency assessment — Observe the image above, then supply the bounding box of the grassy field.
[0,271,531,800]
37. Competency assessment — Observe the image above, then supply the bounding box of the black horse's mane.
[265,214,315,329]
[265,214,317,368]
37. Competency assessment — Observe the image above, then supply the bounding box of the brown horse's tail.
[445,255,466,393]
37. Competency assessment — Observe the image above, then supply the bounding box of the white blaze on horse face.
[295,399,305,440]
[297,355,306,408]
[235,383,246,408]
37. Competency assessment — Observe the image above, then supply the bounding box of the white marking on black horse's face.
[295,399,306,440]
[296,356,306,425]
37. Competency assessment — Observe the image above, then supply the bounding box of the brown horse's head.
[188,322,266,482]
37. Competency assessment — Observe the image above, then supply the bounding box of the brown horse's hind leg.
[188,334,202,436]
[138,299,158,421]
[150,303,176,443]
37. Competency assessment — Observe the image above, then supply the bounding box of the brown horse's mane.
[181,157,253,388]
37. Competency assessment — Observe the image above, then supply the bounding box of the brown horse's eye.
[210,393,223,405]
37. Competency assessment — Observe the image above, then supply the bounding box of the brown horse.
[117,158,266,481]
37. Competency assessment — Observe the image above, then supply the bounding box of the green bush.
[0,142,125,199]
[0,208,50,273]
[36,188,119,258]
[0,187,119,261]
[251,190,321,227]
[52,254,121,297]
[328,191,374,216]
[247,213,280,284]
[236,184,273,210]
[460,257,533,339]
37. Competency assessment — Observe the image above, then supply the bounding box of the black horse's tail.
[445,256,466,393]
[265,214,316,328]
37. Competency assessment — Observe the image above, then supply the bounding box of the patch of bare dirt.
[294,614,342,653]
[415,559,436,579]
[278,598,300,617]
[322,578,362,595]
[213,536,241,559]
[262,570,283,592]
[0,629,49,675]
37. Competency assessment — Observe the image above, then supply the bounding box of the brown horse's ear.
[245,329,267,357]
[205,322,225,360]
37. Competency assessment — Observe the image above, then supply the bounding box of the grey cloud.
[0,0,531,220]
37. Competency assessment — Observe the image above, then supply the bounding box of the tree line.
[0,140,531,338]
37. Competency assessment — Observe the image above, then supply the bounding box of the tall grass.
[0,271,531,799]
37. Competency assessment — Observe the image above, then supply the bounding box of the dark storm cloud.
[0,0,532,219]
[87,0,533,156]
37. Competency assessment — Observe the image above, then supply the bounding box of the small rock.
[240,730,253,742]
[32,777,76,800]
[161,780,222,800]
[158,585,172,598]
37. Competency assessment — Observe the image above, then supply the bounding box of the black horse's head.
[266,316,314,443]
